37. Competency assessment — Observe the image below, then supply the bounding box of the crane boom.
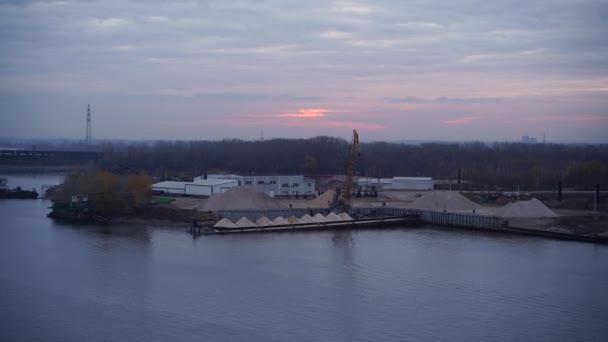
[341,129,360,211]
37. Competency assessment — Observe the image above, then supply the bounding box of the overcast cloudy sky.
[1,0,607,142]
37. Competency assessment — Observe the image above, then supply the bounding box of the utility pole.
[86,104,92,146]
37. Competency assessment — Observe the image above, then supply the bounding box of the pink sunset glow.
[273,109,329,118]
[1,1,606,143]
[443,116,483,125]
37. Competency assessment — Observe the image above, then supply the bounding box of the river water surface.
[1,174,607,341]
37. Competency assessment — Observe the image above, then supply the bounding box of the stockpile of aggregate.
[299,214,315,223]
[407,192,481,212]
[214,218,236,228]
[495,198,558,218]
[307,189,334,208]
[256,216,274,226]
[288,216,302,224]
[204,187,281,211]
[338,213,353,220]
[313,213,328,222]
[326,212,342,221]
[235,217,256,227]
[273,216,290,225]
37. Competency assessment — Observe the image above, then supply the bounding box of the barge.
[0,178,38,199]
[191,214,421,235]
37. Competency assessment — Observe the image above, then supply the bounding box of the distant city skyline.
[1,0,607,143]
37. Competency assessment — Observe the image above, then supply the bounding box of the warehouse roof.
[152,181,188,189]
[153,179,237,189]
[392,177,433,181]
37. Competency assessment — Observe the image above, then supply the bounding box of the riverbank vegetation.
[59,170,152,216]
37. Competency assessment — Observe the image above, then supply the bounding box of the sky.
[1,0,607,142]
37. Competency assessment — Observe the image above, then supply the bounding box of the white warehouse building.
[358,177,433,191]
[241,175,315,197]
[193,174,316,197]
[193,174,243,185]
[152,179,238,196]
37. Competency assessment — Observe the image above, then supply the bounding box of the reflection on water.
[1,174,608,342]
[52,220,153,244]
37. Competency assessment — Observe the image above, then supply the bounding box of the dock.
[192,206,607,244]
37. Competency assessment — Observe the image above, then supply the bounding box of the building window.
[292,183,299,187]
[282,183,289,188]
[258,180,265,185]
[307,183,312,186]
[245,181,252,185]
[269,180,276,185]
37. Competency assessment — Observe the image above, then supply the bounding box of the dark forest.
[90,137,608,191]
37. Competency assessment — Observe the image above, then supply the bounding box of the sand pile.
[273,216,289,225]
[326,212,342,221]
[214,218,236,228]
[235,217,256,227]
[256,216,274,226]
[338,213,353,220]
[313,213,327,222]
[307,189,334,208]
[495,198,558,218]
[287,215,302,224]
[407,192,481,212]
[299,214,315,223]
[204,187,281,211]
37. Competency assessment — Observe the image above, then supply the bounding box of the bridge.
[0,149,103,164]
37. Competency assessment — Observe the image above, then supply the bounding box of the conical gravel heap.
[204,187,281,211]
[338,213,353,220]
[299,214,315,223]
[407,192,481,212]
[287,215,302,224]
[273,216,289,225]
[326,212,342,221]
[307,189,334,208]
[495,198,558,218]
[313,213,327,222]
[235,217,256,227]
[256,216,274,226]
[214,218,236,228]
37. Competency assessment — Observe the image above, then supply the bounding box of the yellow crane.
[340,129,360,212]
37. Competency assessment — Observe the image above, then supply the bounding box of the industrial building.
[194,174,315,197]
[358,177,433,191]
[357,178,391,192]
[193,174,243,185]
[241,175,315,197]
[152,179,238,196]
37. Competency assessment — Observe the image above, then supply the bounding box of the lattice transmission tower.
[86,104,92,146]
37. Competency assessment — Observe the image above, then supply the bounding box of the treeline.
[61,170,152,216]
[92,137,608,191]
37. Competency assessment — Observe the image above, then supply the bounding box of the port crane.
[334,129,360,212]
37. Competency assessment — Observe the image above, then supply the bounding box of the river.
[1,174,607,341]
